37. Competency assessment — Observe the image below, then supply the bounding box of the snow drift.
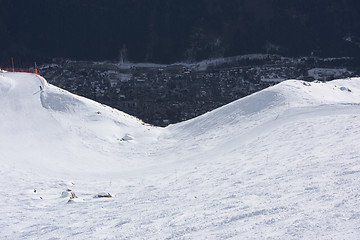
[1,71,360,239]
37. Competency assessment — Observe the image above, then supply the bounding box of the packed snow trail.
[1,72,360,239]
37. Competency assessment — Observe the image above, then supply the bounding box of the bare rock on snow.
[96,192,112,198]
[61,189,77,199]
[121,134,133,141]
[340,86,352,92]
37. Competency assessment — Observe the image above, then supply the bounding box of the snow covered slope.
[0,72,162,176]
[1,72,360,239]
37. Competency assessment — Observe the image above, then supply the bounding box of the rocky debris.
[96,192,112,198]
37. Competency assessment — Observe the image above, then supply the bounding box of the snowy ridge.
[0,72,162,175]
[1,72,360,239]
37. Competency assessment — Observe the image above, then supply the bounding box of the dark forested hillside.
[1,0,360,64]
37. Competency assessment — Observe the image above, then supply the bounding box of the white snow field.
[1,71,360,239]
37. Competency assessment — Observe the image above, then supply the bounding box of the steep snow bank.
[0,72,162,176]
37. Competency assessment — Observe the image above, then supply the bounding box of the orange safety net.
[1,68,40,75]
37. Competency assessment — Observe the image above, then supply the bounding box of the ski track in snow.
[1,72,360,239]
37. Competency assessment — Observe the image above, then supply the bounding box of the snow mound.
[0,72,162,175]
[167,78,360,140]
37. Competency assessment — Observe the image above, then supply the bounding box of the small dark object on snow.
[340,86,352,92]
[97,192,112,198]
[34,189,36,193]
[70,192,78,199]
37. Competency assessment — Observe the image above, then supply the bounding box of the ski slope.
[1,71,360,239]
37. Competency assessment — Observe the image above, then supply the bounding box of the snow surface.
[1,72,360,239]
